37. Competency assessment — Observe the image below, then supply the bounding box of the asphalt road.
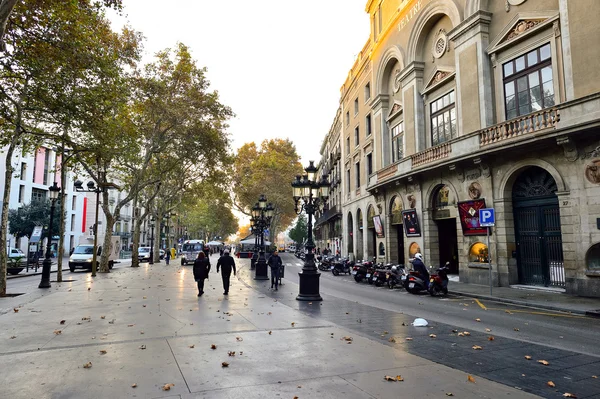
[279,253,600,358]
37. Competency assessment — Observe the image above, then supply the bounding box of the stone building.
[336,0,600,297]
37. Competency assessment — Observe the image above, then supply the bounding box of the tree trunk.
[0,0,18,52]
[153,216,161,263]
[131,196,140,267]
[0,141,16,296]
[99,189,117,273]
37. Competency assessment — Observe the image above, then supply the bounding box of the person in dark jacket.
[193,252,211,297]
[411,253,429,287]
[267,250,283,290]
[216,250,236,295]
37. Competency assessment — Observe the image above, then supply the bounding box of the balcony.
[315,205,341,227]
[114,231,131,238]
[411,142,452,167]
[479,107,560,147]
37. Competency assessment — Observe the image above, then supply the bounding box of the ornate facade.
[333,0,600,296]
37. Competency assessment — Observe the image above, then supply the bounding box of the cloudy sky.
[109,0,370,164]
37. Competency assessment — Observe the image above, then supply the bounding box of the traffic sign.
[479,208,495,227]
[30,226,43,243]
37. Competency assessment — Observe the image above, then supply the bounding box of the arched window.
[587,243,600,270]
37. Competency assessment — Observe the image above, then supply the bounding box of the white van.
[181,239,205,265]
[69,236,120,272]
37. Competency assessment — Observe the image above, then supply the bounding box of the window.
[18,185,24,203]
[365,83,371,102]
[346,111,350,126]
[430,91,456,146]
[355,162,361,188]
[366,114,372,136]
[367,153,373,175]
[354,98,359,115]
[391,122,404,162]
[346,169,351,193]
[70,216,75,231]
[72,195,77,211]
[31,188,46,202]
[503,43,553,119]
[20,163,26,180]
[346,137,350,155]
[43,149,50,185]
[354,126,359,147]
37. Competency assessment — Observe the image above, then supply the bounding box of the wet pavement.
[0,255,541,399]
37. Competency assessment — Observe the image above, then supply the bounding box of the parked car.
[159,249,165,259]
[6,248,26,275]
[69,244,117,272]
[138,247,151,262]
[7,247,25,259]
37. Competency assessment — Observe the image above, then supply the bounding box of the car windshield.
[183,244,203,252]
[139,248,150,253]
[73,246,94,254]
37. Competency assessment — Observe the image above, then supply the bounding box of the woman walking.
[193,252,211,297]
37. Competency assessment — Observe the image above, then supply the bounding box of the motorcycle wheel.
[429,286,436,296]
[368,279,374,285]
[388,281,394,289]
[354,276,362,283]
[443,287,448,295]
[332,269,339,276]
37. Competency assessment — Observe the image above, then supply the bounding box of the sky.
[108,0,370,164]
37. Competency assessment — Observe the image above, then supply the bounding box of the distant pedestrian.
[216,250,236,295]
[171,247,176,259]
[165,249,171,265]
[193,252,211,297]
[268,250,283,290]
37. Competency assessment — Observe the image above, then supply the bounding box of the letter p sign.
[479,208,495,227]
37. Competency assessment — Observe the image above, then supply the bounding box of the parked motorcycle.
[428,262,450,296]
[331,257,353,276]
[317,255,334,271]
[404,270,428,294]
[352,259,374,282]
[387,267,406,289]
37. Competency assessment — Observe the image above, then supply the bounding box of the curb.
[450,290,595,316]
[7,268,70,279]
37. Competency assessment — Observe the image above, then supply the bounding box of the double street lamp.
[292,161,329,301]
[39,182,61,288]
[251,195,274,280]
[149,217,155,265]
[74,179,112,277]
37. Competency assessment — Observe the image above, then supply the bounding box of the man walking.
[268,250,283,290]
[216,250,236,295]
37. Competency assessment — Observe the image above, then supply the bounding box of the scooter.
[319,255,335,271]
[331,257,353,276]
[428,262,450,296]
[405,270,428,294]
[352,259,374,282]
[387,268,406,289]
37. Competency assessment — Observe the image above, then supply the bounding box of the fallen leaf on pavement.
[467,375,476,383]
[525,355,532,360]
[240,351,243,355]
[389,337,396,343]
[236,337,243,342]
[54,330,62,335]
[514,328,520,331]
[563,394,577,398]
[139,345,146,350]
[505,310,513,314]
[60,320,66,324]
[143,296,147,299]
[140,331,144,334]
[383,331,389,334]
[429,334,437,338]
[488,336,495,341]
[100,316,105,319]
[222,362,229,367]
[396,375,404,381]
[10,336,16,339]
[162,383,174,391]
[485,328,491,332]
[297,385,301,388]
[189,345,195,349]
[83,362,92,369]
[538,360,550,365]
[99,349,107,355]
[547,381,556,387]
[131,383,137,388]
[267,312,272,315]
[211,344,217,350]
[592,376,598,379]
[88,287,91,291]
[291,322,296,327]
[475,318,481,322]
[457,332,465,337]
[342,336,353,342]
[463,331,471,336]
[13,308,19,313]
[405,337,413,341]
[228,351,235,356]
[268,331,272,335]
[446,393,454,397]
[82,317,90,321]
[472,345,483,350]
[384,375,396,381]
[127,324,135,327]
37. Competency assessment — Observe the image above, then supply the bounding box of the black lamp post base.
[296,271,322,301]
[38,258,52,288]
[254,260,269,280]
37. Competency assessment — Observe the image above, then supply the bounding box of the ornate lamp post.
[292,161,329,301]
[252,195,274,280]
[39,182,61,288]
[74,179,110,277]
[250,214,258,270]
[149,217,155,265]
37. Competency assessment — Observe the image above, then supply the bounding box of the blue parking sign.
[479,208,495,227]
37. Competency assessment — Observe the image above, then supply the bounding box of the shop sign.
[458,199,489,236]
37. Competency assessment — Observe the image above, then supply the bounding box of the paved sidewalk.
[0,254,537,399]
[450,281,600,316]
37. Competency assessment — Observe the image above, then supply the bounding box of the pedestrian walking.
[171,247,176,260]
[268,250,283,290]
[165,249,171,265]
[193,252,211,297]
[216,250,236,295]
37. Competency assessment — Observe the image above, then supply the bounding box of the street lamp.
[252,196,274,280]
[250,215,258,270]
[39,182,61,288]
[291,161,329,301]
[74,179,108,277]
[149,217,155,265]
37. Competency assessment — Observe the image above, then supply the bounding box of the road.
[279,253,600,357]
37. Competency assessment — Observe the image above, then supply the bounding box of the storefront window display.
[469,242,489,263]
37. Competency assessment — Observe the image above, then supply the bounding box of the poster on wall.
[402,209,421,237]
[373,215,385,238]
[458,199,489,236]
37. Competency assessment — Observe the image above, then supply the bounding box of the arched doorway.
[356,209,364,260]
[390,196,405,265]
[367,206,377,259]
[432,184,459,273]
[347,212,354,255]
[512,167,565,287]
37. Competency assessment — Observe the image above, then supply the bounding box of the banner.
[402,209,421,237]
[373,215,384,238]
[458,199,488,236]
